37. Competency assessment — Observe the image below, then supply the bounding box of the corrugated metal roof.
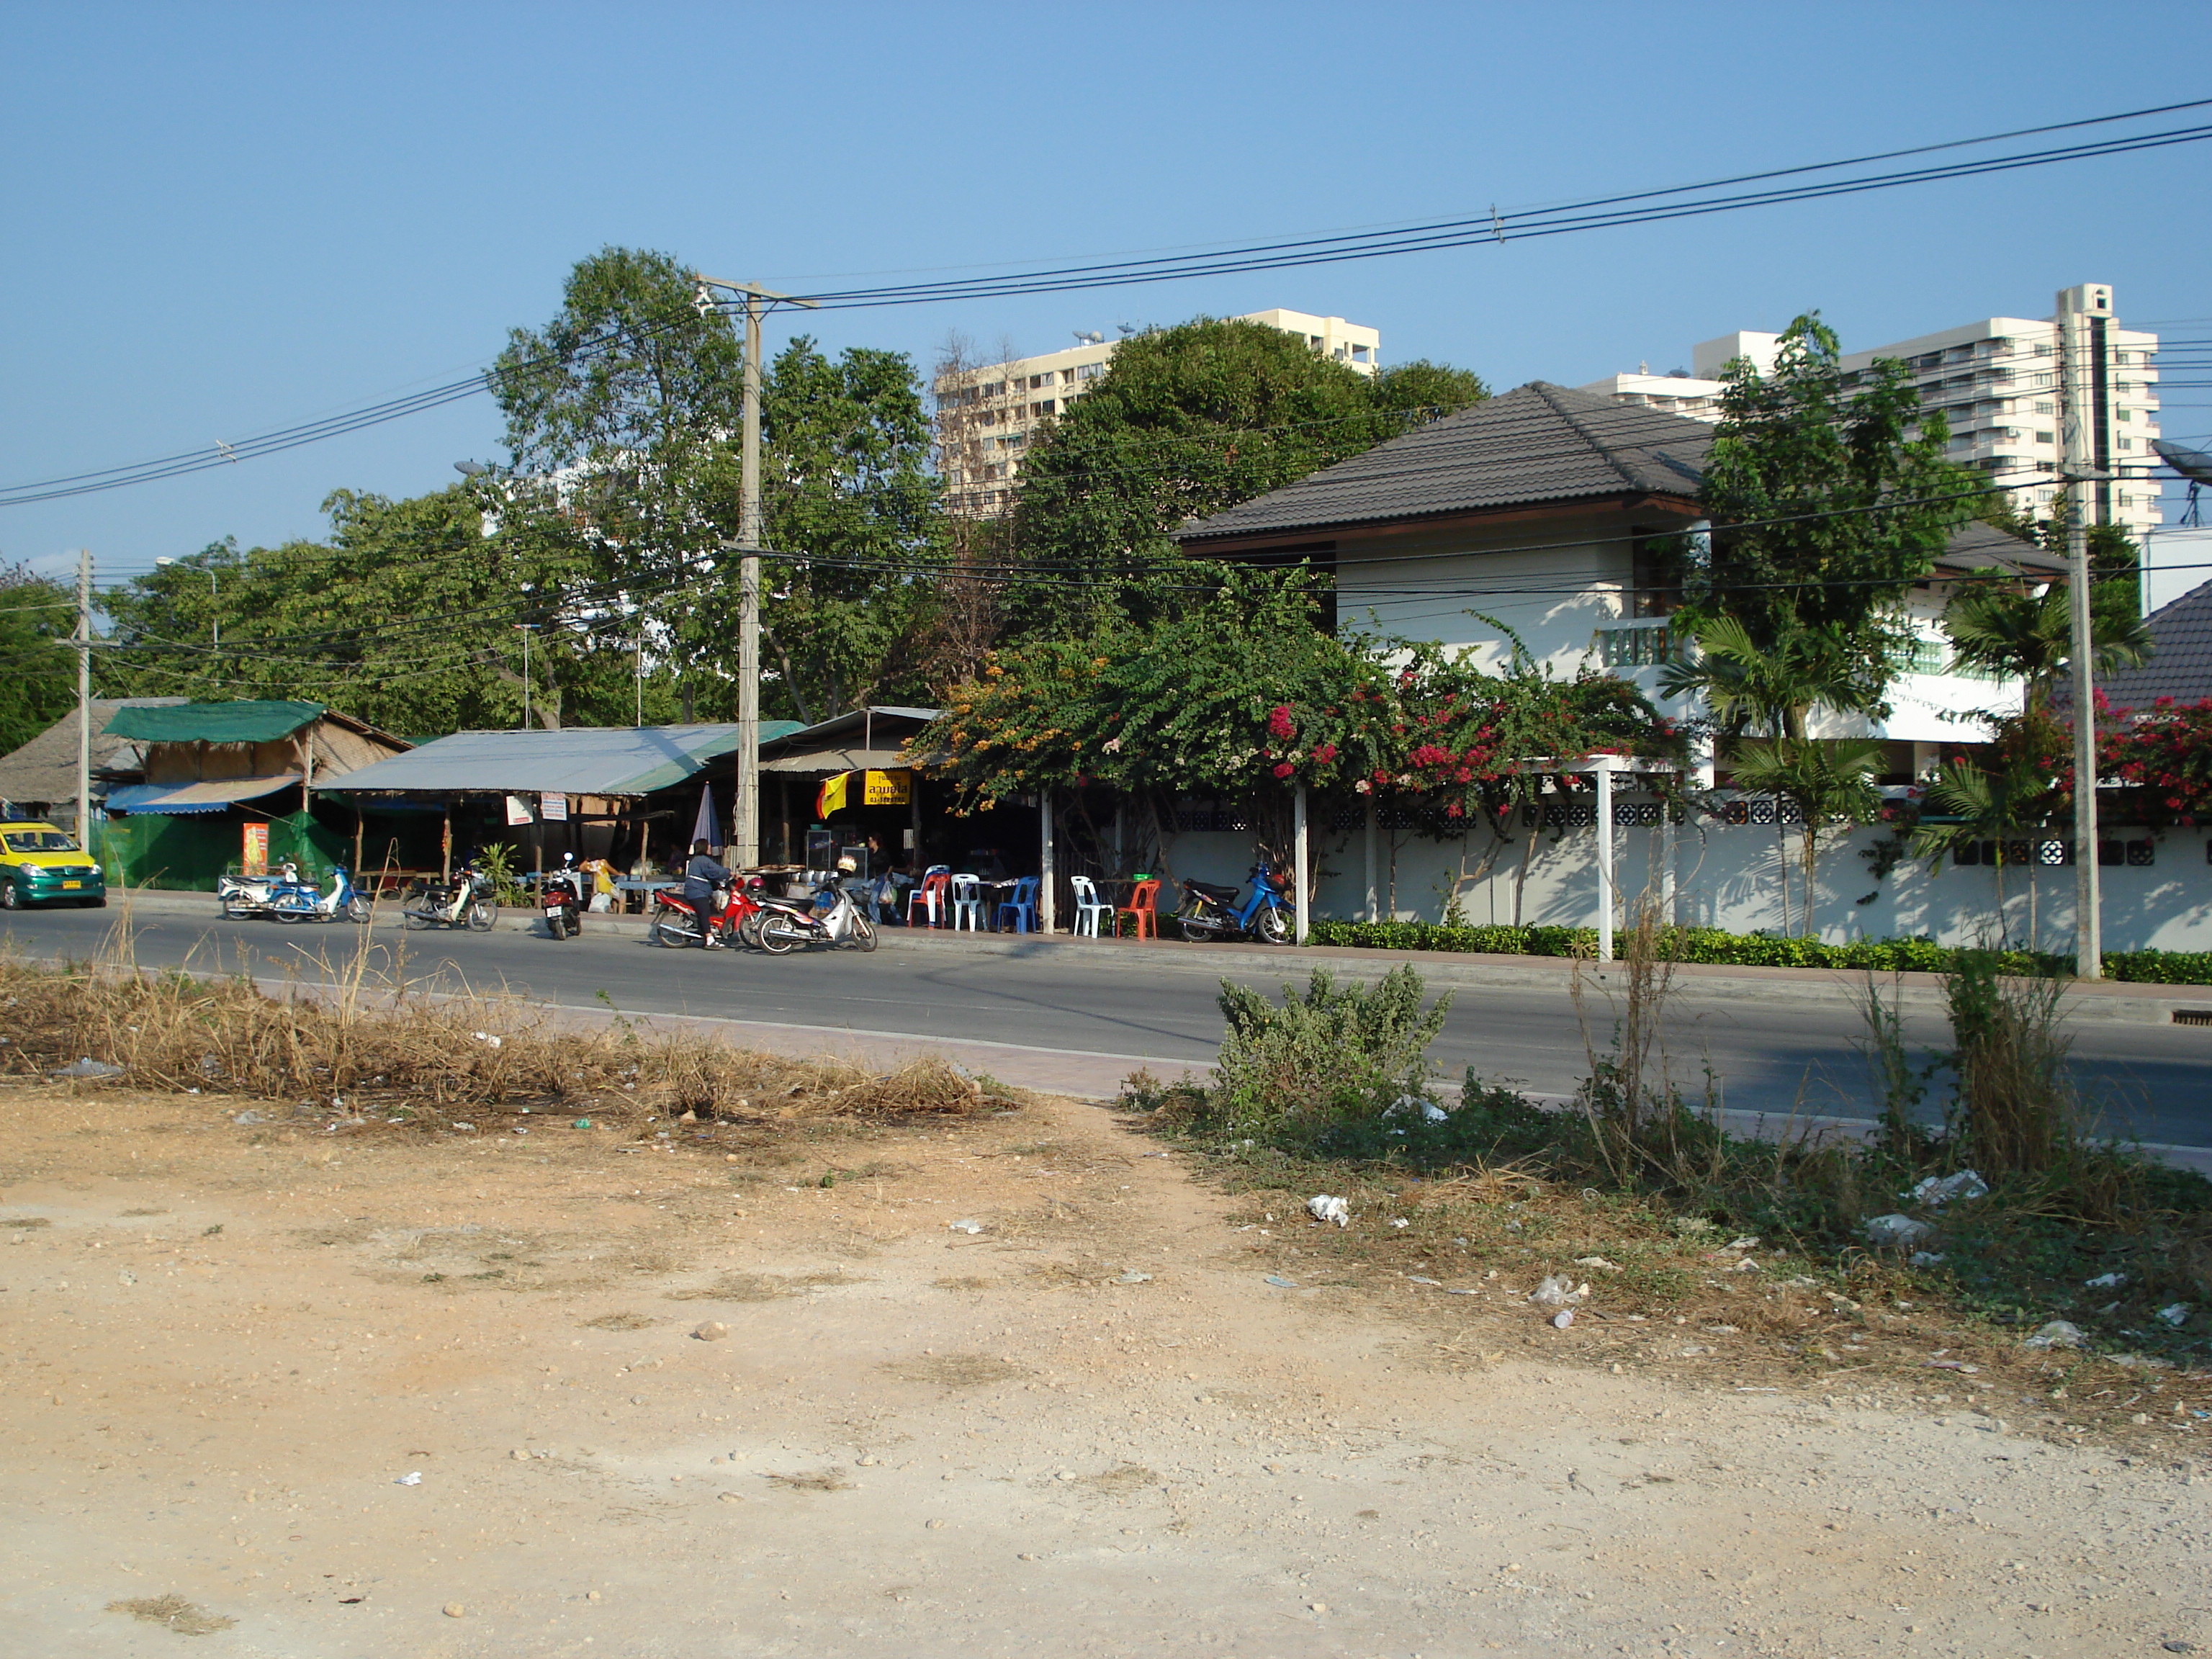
[107,775,299,815]
[316,722,801,799]
[1174,382,1711,543]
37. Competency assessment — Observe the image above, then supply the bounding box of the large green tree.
[1004,318,1486,636]
[0,563,76,757]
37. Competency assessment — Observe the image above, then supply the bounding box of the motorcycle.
[651,874,773,949]
[1174,860,1297,946]
[755,878,878,954]
[267,865,371,925]
[401,861,498,932]
[217,861,299,920]
[540,854,585,940]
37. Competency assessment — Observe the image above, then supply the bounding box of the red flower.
[1311,742,1337,764]
[1267,704,1295,739]
[1272,761,1295,778]
[1446,803,1465,818]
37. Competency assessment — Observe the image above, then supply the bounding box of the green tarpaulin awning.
[103,700,325,745]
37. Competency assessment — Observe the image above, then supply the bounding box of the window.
[2119,437,2135,451]
[1892,637,1946,675]
[1076,361,1105,380]
[1629,526,1682,617]
[2036,431,2055,445]
[1033,400,1055,418]
[2034,400,2054,414]
[1351,345,1372,363]
[2033,372,2054,387]
[2034,342,2053,357]
[2118,407,2134,421]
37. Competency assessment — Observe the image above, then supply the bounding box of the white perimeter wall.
[1156,807,2212,954]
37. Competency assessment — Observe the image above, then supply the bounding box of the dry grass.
[878,1354,1028,1388]
[105,1594,235,1636]
[760,1469,853,1492]
[666,1270,855,1303]
[0,950,1018,1133]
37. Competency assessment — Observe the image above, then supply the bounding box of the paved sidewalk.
[94,886,2212,1023]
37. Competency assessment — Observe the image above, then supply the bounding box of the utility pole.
[2058,284,2110,980]
[696,275,818,870]
[73,550,92,854]
[518,624,532,731]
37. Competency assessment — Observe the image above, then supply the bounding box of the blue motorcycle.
[268,865,371,925]
[1174,860,1297,946]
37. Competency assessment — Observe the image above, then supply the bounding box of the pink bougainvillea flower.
[1267,705,1295,739]
[1312,742,1337,764]
[1272,761,1295,778]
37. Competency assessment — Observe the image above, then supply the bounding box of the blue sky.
[4,0,2208,591]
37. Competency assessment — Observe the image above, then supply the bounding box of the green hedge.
[1303,919,2212,987]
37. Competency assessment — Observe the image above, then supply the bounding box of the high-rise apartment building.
[935,309,1380,514]
[1578,286,2163,539]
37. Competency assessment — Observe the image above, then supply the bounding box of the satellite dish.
[2154,439,2212,487]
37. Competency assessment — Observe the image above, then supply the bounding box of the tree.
[1948,497,2152,714]
[1004,318,1486,637]
[0,563,76,757]
[1662,614,1888,935]
[1685,314,1979,670]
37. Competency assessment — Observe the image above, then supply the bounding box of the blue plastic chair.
[995,876,1041,934]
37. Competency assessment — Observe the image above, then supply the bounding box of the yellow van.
[0,821,107,909]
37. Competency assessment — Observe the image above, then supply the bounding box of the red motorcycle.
[652,876,770,949]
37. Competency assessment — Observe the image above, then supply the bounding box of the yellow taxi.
[0,820,107,909]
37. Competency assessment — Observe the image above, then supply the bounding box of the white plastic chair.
[949,873,983,931]
[1069,875,1112,938]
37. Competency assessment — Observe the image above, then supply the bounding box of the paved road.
[6,902,2210,1146]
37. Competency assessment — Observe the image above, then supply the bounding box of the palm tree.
[1943,583,2150,716]
[1661,616,1892,935]
[1907,748,2058,950]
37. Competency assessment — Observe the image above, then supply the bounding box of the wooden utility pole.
[2058,284,2108,980]
[695,275,818,870]
[74,549,92,852]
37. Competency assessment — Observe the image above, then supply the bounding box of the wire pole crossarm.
[693,276,819,870]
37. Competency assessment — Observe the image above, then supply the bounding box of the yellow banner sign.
[815,769,910,818]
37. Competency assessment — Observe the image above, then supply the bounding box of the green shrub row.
[1303,919,2212,986]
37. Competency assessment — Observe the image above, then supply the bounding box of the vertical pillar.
[909,773,923,871]
[1293,784,1310,945]
[1659,781,1678,926]
[1364,799,1378,922]
[1595,765,1616,963]
[1038,788,1056,933]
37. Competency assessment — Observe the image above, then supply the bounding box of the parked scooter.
[401,860,497,932]
[217,861,299,920]
[755,878,878,954]
[1174,860,1297,945]
[651,874,771,949]
[267,865,371,925]
[539,854,585,940]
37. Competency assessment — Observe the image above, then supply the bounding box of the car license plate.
[61,881,81,889]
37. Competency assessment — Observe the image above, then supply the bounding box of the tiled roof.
[2093,580,2212,711]
[1174,382,1712,543]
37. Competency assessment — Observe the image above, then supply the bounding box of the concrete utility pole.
[2058,284,2109,980]
[696,275,819,870]
[73,550,92,851]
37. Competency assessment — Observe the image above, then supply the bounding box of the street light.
[153,555,218,647]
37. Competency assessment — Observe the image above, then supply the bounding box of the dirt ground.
[2,1079,2207,1659]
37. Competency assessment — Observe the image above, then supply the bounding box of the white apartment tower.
[935,309,1380,513]
[1578,285,2162,539]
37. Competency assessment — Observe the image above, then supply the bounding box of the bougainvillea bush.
[918,567,1680,830]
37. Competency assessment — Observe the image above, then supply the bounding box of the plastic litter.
[1385,1094,1449,1123]
[1909,1170,1990,1207]
[1305,1195,1350,1228]
[1724,1236,1761,1251]
[1863,1213,1933,1249]
[2156,1303,2191,1327]
[1116,1270,1152,1285]
[2085,1272,2129,1289]
[51,1057,124,1079]
[1529,1275,1587,1308]
[1551,1308,1575,1329]
[572,1118,592,1130]
[1910,1251,1947,1267]
[451,1122,475,1132]
[395,1471,423,1486]
[1573,1256,1622,1272]
[232,1110,266,1125]
[470,1031,503,1049]
[2022,1320,2085,1350]
[948,1219,984,1235]
[1389,1218,1410,1230]
[1264,1274,1297,1288]
[1406,1275,1442,1287]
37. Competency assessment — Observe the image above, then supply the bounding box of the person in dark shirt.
[681,840,733,948]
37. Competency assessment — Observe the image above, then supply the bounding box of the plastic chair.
[949,874,983,932]
[1115,878,1161,941]
[1069,875,1112,938]
[995,876,1040,934]
[907,868,953,929]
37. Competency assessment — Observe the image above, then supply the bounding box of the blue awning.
[104,774,300,816]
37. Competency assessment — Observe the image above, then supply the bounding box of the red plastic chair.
[907,869,953,928]
[1115,878,1161,941]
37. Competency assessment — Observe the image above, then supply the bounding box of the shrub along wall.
[1303,918,2212,987]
